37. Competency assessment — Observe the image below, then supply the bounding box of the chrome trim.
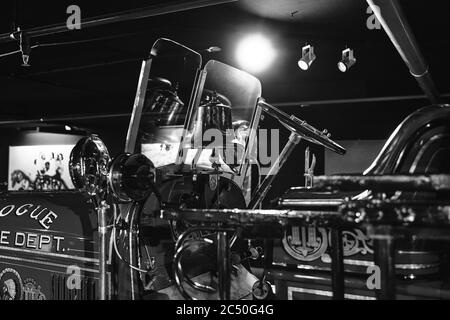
[279,199,344,207]
[395,263,440,270]
[0,255,99,273]
[272,262,287,267]
[292,259,374,270]
[409,133,449,173]
[295,264,328,271]
[22,227,96,240]
[287,287,375,300]
[343,259,374,267]
[364,105,450,175]
[293,274,331,281]
[397,250,438,255]
[125,60,152,153]
[66,248,99,254]
[287,259,435,270]
[175,69,207,166]
[0,246,99,264]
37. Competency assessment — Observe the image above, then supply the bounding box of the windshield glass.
[127,38,202,168]
[178,60,262,174]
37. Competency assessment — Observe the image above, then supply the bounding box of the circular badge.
[282,226,328,262]
[0,268,23,300]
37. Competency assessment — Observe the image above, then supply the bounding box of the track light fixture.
[7,27,31,67]
[205,46,222,53]
[338,48,356,72]
[298,44,316,71]
[19,30,31,67]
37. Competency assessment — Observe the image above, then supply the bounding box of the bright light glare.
[338,61,347,72]
[236,34,276,73]
[298,59,309,71]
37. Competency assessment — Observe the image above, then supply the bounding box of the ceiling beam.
[274,94,450,107]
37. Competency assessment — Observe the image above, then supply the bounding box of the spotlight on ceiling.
[338,48,356,72]
[236,34,276,74]
[298,44,316,71]
[206,46,222,53]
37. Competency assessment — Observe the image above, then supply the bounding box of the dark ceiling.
[0,0,449,140]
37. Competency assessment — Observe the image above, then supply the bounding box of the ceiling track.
[0,0,238,43]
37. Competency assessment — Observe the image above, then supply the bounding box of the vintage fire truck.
[2,0,450,301]
[0,36,345,300]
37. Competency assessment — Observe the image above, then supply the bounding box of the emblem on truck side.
[282,227,374,261]
[282,226,328,261]
[23,278,46,300]
[0,268,23,300]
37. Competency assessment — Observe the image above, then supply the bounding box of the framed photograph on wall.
[8,144,75,191]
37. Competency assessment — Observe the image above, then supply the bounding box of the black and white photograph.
[0,0,450,307]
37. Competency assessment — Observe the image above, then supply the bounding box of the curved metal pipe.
[173,242,197,300]
[367,0,440,104]
[174,227,218,299]
[174,226,218,250]
[176,240,216,294]
[173,238,216,300]
[173,227,234,300]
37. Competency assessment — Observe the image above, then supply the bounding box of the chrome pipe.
[125,60,152,154]
[173,229,216,294]
[128,202,142,300]
[173,227,234,300]
[217,231,230,300]
[173,237,219,300]
[97,201,109,300]
[173,242,196,300]
[176,240,216,294]
[248,133,302,209]
[367,0,440,104]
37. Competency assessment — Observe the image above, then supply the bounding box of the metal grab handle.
[173,227,235,300]
[173,239,215,300]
